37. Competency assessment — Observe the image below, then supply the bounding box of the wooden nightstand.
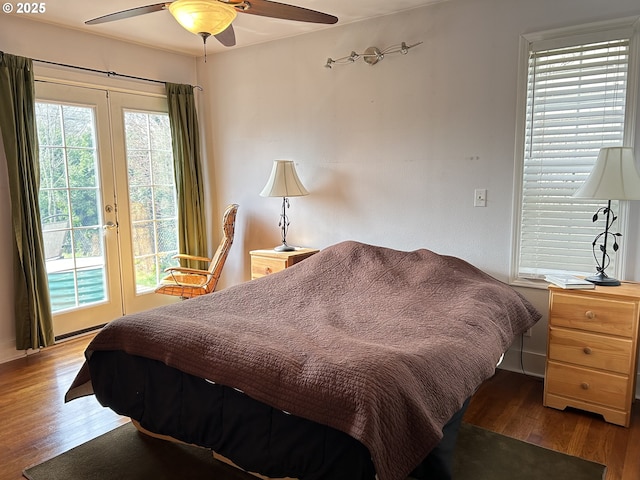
[543,282,640,427]
[249,248,319,280]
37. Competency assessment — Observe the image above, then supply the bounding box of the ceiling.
[20,0,445,56]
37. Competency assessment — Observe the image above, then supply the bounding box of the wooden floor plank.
[621,406,640,479]
[0,335,127,480]
[0,337,638,480]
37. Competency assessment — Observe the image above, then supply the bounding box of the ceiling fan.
[86,0,338,51]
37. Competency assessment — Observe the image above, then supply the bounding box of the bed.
[66,240,541,480]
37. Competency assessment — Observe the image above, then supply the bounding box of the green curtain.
[0,53,54,350]
[165,83,208,267]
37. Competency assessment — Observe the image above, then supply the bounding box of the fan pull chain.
[200,33,211,63]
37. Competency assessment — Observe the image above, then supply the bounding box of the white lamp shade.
[168,0,237,36]
[260,160,309,198]
[573,147,640,200]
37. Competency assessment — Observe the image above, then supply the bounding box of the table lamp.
[260,160,309,251]
[573,147,640,285]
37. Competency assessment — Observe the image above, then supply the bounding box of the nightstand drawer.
[548,327,633,374]
[549,293,636,337]
[251,257,287,278]
[545,361,628,410]
[249,248,319,280]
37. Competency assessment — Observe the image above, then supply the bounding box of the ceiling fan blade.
[238,0,338,24]
[215,24,236,47]
[85,3,171,25]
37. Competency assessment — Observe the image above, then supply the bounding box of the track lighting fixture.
[325,41,422,68]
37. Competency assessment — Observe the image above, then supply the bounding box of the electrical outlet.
[523,328,532,337]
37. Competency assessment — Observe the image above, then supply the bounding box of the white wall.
[0,16,198,362]
[198,0,640,383]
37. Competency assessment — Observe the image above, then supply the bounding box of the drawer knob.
[265,267,272,275]
[580,382,590,390]
[585,310,595,320]
[583,347,592,355]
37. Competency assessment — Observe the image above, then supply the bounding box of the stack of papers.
[545,274,595,289]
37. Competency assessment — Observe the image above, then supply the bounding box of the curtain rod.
[1,51,202,90]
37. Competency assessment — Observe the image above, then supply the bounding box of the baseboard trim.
[0,339,34,364]
[0,327,101,365]
[498,347,545,378]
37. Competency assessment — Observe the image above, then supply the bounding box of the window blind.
[518,38,629,279]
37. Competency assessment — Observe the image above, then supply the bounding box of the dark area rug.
[452,423,605,480]
[23,422,606,480]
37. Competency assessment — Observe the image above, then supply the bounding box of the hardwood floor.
[0,334,638,479]
[0,334,127,480]
[464,368,640,480]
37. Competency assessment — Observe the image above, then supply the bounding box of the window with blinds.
[515,31,632,280]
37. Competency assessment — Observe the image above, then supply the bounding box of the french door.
[36,82,180,337]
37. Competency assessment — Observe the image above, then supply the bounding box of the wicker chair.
[155,203,239,299]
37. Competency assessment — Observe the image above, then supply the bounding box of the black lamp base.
[585,272,620,286]
[585,200,621,287]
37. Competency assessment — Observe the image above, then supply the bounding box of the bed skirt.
[90,350,468,480]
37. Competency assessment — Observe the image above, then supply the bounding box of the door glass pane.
[124,110,179,293]
[36,102,107,313]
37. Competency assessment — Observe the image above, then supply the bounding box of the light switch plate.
[474,189,487,207]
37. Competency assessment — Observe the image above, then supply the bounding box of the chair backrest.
[204,203,239,294]
[42,214,69,260]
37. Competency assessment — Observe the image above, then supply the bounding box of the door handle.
[103,221,117,230]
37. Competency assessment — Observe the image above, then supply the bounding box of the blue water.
[47,267,106,312]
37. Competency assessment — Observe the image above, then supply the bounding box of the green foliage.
[36,103,179,295]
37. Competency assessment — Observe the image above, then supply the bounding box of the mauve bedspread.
[66,240,541,480]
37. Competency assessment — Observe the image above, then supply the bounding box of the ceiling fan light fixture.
[168,0,237,36]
